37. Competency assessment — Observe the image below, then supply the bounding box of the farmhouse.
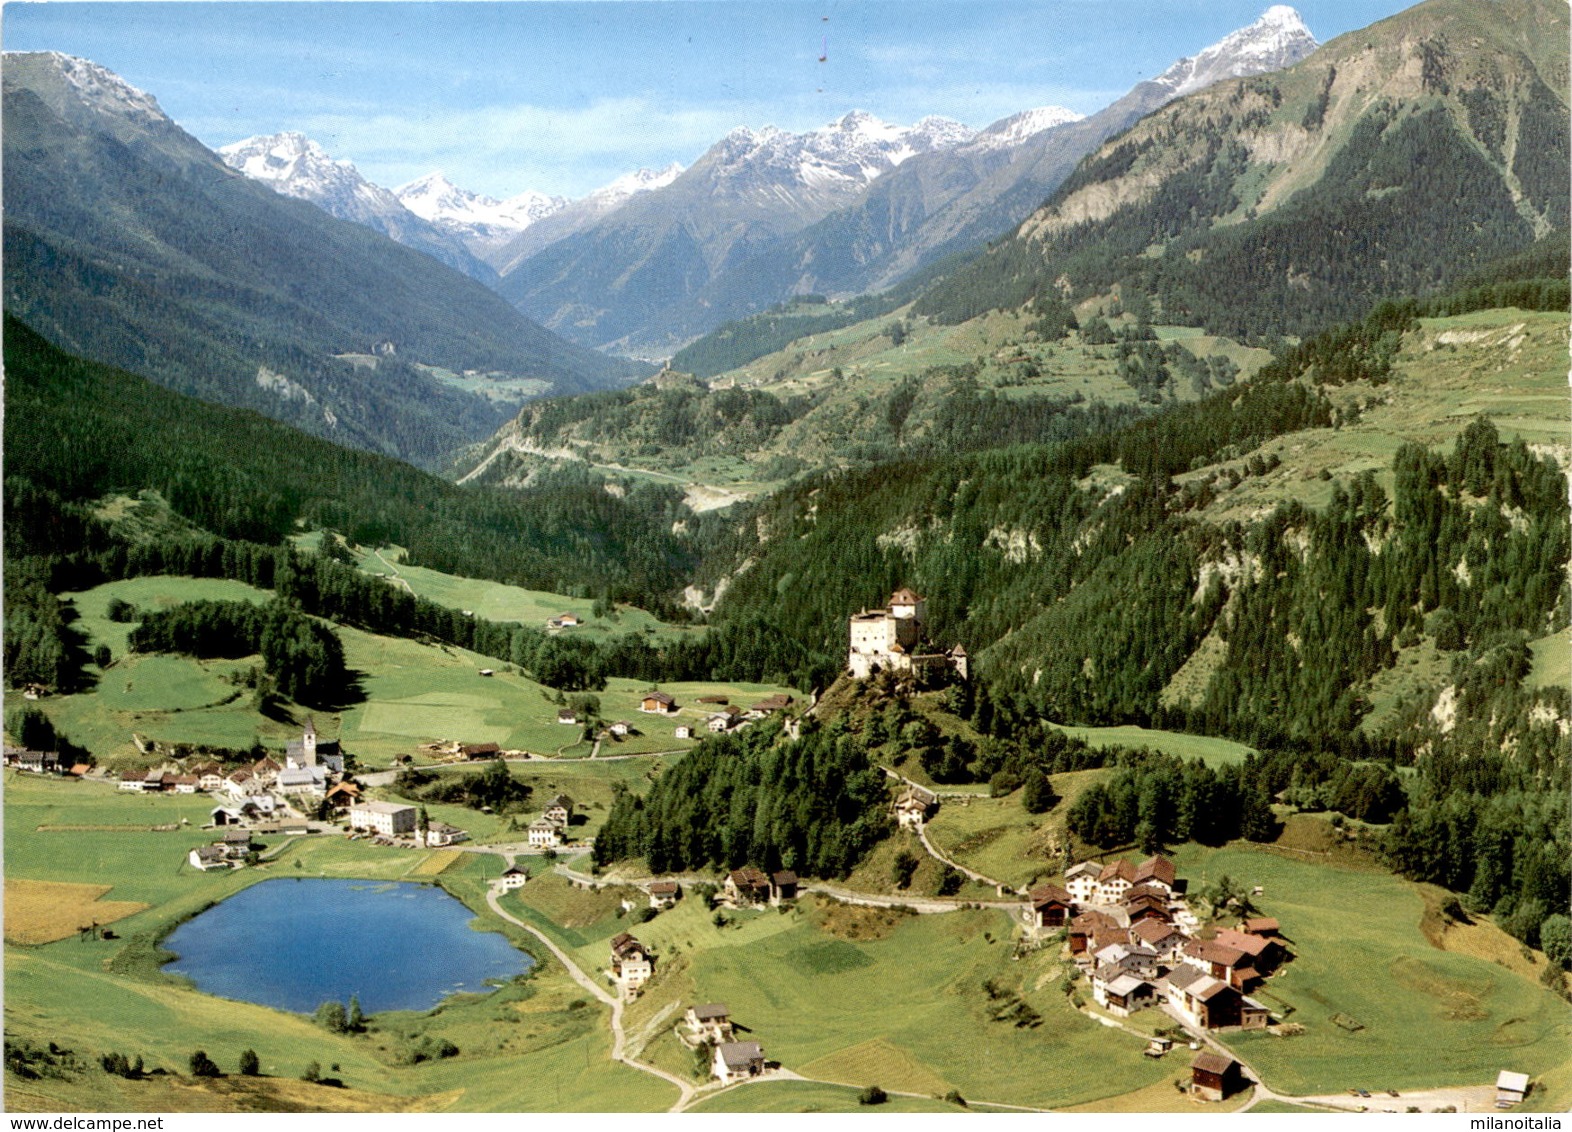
[217,829,253,860]
[1124,888,1173,926]
[324,782,361,811]
[547,612,582,629]
[1093,941,1160,980]
[1029,882,1074,930]
[712,1041,765,1084]
[192,763,226,791]
[771,870,799,903]
[1069,910,1122,957]
[1496,1070,1530,1107]
[891,783,937,829]
[348,800,417,838]
[686,1003,732,1041]
[1064,861,1102,903]
[528,820,564,848]
[1182,938,1252,990]
[419,821,468,848]
[557,709,578,725]
[497,866,529,891]
[460,742,501,759]
[1241,917,1280,937]
[171,774,199,794]
[1165,967,1268,1030]
[1191,1051,1247,1101]
[1092,971,1157,1017]
[723,867,771,906]
[1095,859,1138,904]
[543,795,575,826]
[647,880,680,909]
[1133,854,1176,893]
[12,750,61,774]
[1130,918,1186,960]
[609,932,653,991]
[674,725,694,740]
[640,692,677,714]
[1214,928,1283,977]
[188,845,231,871]
[251,755,282,786]
[609,721,631,736]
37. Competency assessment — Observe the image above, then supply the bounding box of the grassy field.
[507,886,1176,1111]
[1180,308,1569,524]
[37,575,794,770]
[1528,628,1570,691]
[350,545,697,644]
[1052,724,1256,767]
[687,1079,959,1112]
[1,774,677,1113]
[923,768,1110,889]
[64,576,275,659]
[339,625,797,767]
[1163,842,1572,1107]
[4,879,149,945]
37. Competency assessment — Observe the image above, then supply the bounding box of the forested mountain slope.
[2,317,697,604]
[916,0,1569,340]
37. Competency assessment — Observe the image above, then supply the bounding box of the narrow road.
[551,864,1021,915]
[485,887,696,1111]
[880,767,1011,890]
[371,549,414,595]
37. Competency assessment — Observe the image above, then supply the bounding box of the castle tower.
[889,587,925,625]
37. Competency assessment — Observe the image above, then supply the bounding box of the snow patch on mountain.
[1155,5,1318,99]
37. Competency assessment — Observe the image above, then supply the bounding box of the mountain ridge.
[219,132,499,282]
[497,8,1320,356]
[2,50,648,468]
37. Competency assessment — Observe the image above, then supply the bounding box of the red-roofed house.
[1133,854,1176,892]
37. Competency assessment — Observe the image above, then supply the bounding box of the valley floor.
[6,769,1569,1114]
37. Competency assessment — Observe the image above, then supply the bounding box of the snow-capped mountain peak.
[966,105,1085,153]
[41,51,165,122]
[4,50,171,131]
[395,171,568,248]
[583,162,686,206]
[699,110,975,200]
[219,131,389,211]
[218,133,496,280]
[1155,5,1318,100]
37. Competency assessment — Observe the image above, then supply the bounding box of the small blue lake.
[163,877,531,1014]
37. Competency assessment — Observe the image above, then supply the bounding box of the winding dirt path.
[485,887,696,1111]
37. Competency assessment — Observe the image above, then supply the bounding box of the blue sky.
[3,1,1416,199]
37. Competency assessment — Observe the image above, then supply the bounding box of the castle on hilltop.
[847,587,967,683]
